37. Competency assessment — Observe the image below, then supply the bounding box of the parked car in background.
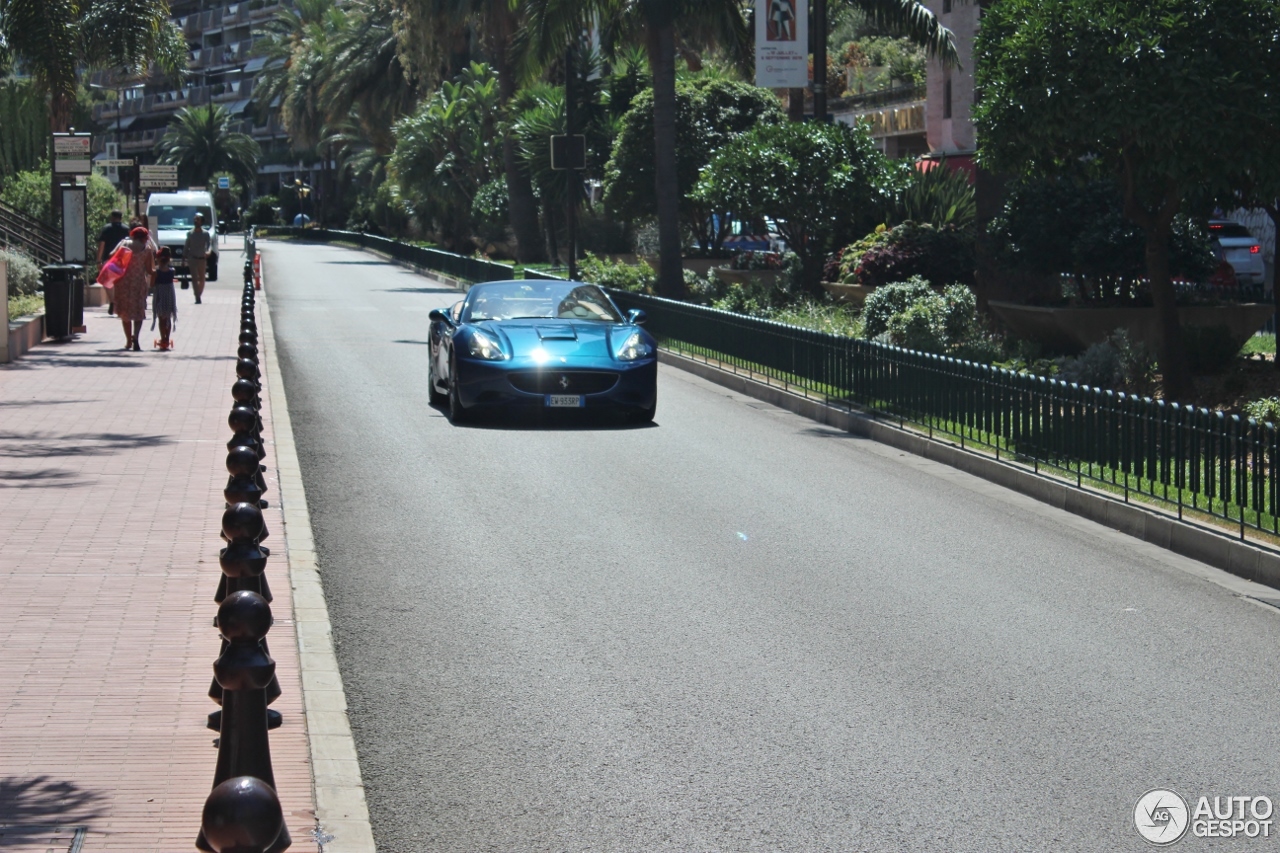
[1208,220,1264,286]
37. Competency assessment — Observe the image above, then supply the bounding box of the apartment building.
[89,0,298,199]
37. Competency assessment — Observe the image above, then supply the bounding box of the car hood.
[474,320,640,362]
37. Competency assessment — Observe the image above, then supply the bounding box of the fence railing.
[260,226,515,283]
[609,291,1280,539]
[0,200,60,266]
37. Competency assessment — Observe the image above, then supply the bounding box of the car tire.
[447,359,469,423]
[427,356,447,406]
[628,400,656,425]
[207,256,218,282]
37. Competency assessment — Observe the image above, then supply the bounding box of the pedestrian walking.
[115,226,155,351]
[151,247,178,350]
[185,213,212,304]
[96,210,130,316]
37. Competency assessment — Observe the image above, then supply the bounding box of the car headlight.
[617,331,653,361]
[468,329,507,360]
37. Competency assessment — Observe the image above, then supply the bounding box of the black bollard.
[209,504,281,730]
[228,407,265,460]
[225,446,268,509]
[243,260,254,287]
[196,592,291,853]
[236,358,260,383]
[239,329,258,346]
[201,776,287,853]
[238,342,259,363]
[231,378,261,408]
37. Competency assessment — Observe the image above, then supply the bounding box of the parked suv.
[146,191,219,281]
[1208,220,1264,286]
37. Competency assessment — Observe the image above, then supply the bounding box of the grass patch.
[1242,333,1276,356]
[8,294,43,321]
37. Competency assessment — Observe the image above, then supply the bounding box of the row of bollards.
[197,249,292,853]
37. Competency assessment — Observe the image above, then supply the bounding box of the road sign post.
[139,164,179,191]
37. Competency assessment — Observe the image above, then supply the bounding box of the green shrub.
[888,295,948,351]
[470,179,508,244]
[1181,324,1238,374]
[1056,329,1156,394]
[246,195,278,226]
[578,253,655,293]
[8,293,43,320]
[852,220,975,289]
[0,249,42,296]
[861,276,933,339]
[1245,398,1280,427]
[941,284,977,344]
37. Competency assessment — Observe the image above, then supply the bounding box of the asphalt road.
[264,240,1280,852]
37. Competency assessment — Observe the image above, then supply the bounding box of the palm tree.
[0,0,186,132]
[249,0,341,146]
[156,104,261,190]
[522,0,956,298]
[392,0,549,261]
[318,0,422,156]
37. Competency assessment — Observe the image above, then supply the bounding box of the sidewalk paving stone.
[0,273,320,853]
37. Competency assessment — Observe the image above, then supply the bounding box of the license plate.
[545,394,584,408]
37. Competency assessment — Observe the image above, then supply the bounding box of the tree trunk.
[1121,158,1188,400]
[489,6,545,262]
[1144,225,1190,400]
[647,21,684,299]
[787,88,806,121]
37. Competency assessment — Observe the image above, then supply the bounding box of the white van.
[146,190,220,281]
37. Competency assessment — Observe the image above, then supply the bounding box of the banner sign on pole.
[52,133,93,174]
[61,185,88,263]
[755,0,808,88]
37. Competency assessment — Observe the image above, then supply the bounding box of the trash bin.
[42,264,82,340]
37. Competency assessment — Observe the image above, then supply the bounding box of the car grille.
[508,370,619,395]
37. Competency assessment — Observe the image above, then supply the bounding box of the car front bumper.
[455,356,657,412]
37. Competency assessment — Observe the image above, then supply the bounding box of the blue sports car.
[427,280,658,423]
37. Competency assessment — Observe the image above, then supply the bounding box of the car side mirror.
[626,309,647,325]
[429,308,451,325]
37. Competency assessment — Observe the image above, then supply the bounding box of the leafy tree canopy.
[973,0,1280,397]
[693,120,890,292]
[603,77,783,251]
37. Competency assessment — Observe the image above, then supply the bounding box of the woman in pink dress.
[114,226,155,351]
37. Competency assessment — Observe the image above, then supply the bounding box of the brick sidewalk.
[0,271,319,852]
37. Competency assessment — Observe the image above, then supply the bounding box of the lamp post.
[88,77,146,209]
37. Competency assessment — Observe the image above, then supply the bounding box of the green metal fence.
[610,291,1280,538]
[262,227,515,283]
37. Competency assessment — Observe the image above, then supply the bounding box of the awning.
[227,98,252,116]
[243,55,269,73]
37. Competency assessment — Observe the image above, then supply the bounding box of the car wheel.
[207,257,218,281]
[427,355,447,406]
[447,360,469,423]
[628,400,656,425]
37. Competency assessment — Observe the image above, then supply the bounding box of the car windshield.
[462,282,623,323]
[152,205,212,229]
[1210,223,1253,239]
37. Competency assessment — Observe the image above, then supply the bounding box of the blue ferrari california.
[427,280,657,423]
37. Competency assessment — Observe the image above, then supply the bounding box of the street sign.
[98,159,135,167]
[52,133,93,174]
[139,164,178,190]
[217,177,230,189]
[550,134,586,171]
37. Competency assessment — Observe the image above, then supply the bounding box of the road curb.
[258,254,379,852]
[658,349,1280,591]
